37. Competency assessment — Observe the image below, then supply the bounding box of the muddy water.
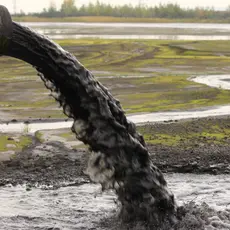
[192,75,230,90]
[18,22,230,40]
[1,174,230,229]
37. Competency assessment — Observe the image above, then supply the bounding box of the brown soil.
[0,140,89,187]
[148,116,230,174]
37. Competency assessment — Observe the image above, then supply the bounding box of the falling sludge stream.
[1,5,230,230]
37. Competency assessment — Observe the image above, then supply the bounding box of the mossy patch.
[118,77,230,113]
[35,131,44,142]
[137,117,230,147]
[59,131,74,139]
[0,134,32,152]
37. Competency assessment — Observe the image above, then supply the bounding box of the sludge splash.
[114,202,230,230]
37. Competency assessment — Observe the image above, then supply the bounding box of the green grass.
[169,41,230,54]
[12,16,230,24]
[141,133,182,146]
[117,76,230,113]
[137,118,230,146]
[35,131,44,142]
[59,132,74,139]
[0,99,54,109]
[141,131,230,146]
[0,134,32,152]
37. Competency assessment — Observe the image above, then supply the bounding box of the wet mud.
[0,140,88,187]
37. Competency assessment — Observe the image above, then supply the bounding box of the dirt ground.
[147,116,230,174]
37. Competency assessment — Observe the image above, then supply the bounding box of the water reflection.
[18,22,230,40]
[20,22,230,30]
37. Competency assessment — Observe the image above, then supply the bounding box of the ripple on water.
[0,183,116,229]
[1,174,230,229]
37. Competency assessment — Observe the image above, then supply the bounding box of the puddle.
[1,173,230,229]
[192,74,230,90]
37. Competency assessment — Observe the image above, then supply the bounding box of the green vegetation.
[13,16,230,23]
[14,1,230,22]
[1,39,230,119]
[35,131,44,142]
[119,84,230,113]
[34,129,88,149]
[59,132,74,139]
[0,134,32,152]
[137,118,230,146]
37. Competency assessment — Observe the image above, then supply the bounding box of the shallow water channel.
[1,174,230,229]
[19,22,230,40]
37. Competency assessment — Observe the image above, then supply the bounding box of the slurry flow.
[1,174,230,229]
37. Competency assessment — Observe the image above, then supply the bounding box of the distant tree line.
[15,0,230,20]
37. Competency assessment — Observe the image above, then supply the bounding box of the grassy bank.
[53,116,230,148]
[0,134,32,153]
[1,39,230,120]
[12,16,230,23]
[1,116,230,154]
[11,116,230,151]
[137,116,230,147]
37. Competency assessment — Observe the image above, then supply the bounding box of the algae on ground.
[0,134,32,152]
[137,117,230,147]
